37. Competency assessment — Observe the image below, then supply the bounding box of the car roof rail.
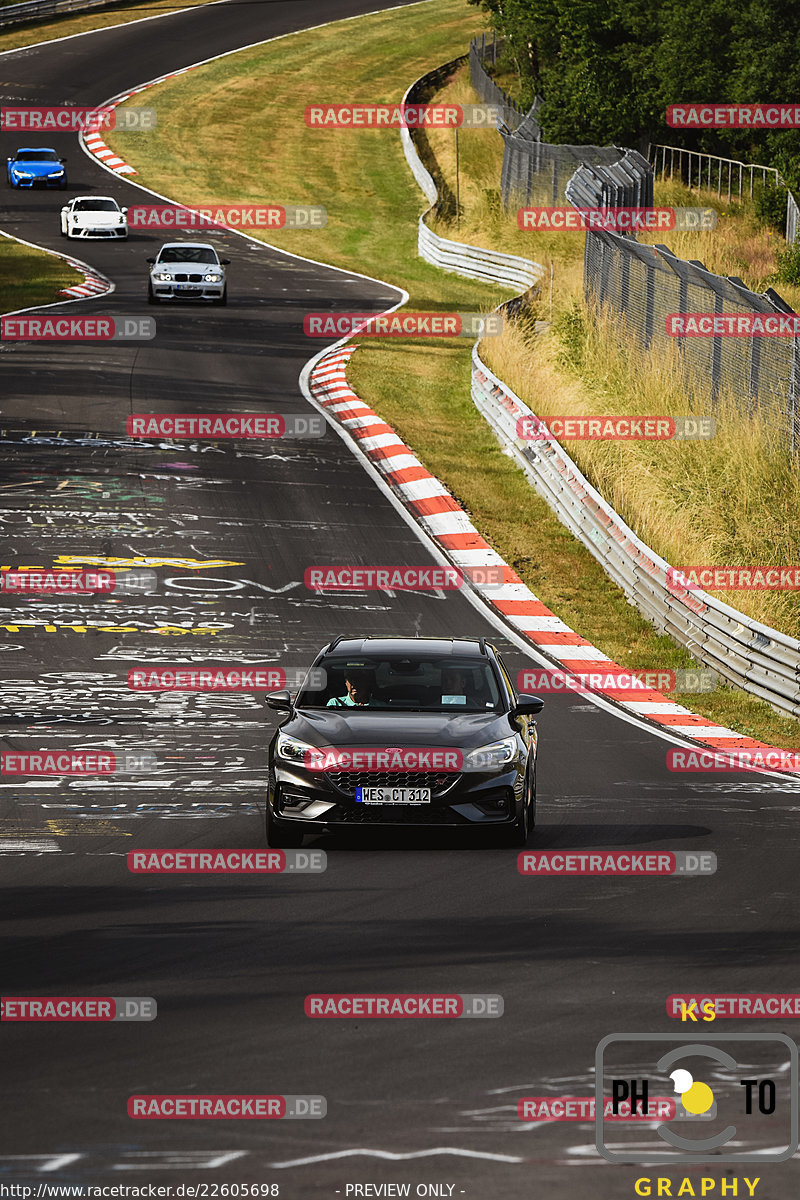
[327,635,344,652]
[478,637,489,656]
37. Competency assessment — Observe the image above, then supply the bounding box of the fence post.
[710,289,723,406]
[644,248,656,347]
[492,30,497,65]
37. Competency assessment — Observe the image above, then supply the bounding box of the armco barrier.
[471,349,800,718]
[400,42,800,721]
[400,62,543,293]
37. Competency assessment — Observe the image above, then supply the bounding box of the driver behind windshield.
[326,671,386,708]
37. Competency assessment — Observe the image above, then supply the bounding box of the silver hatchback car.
[147,242,229,304]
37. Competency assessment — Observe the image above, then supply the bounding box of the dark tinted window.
[296,655,502,712]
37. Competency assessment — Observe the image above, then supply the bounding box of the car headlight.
[49,169,64,176]
[16,171,33,178]
[276,731,317,767]
[154,272,172,282]
[462,735,520,773]
[203,272,223,282]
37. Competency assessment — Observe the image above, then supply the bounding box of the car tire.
[58,179,67,190]
[147,284,158,305]
[507,762,536,846]
[212,287,227,307]
[266,806,305,849]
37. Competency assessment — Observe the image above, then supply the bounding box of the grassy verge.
[0,0,219,55]
[0,233,80,310]
[106,4,800,747]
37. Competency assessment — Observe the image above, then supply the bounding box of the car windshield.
[73,199,118,212]
[16,150,59,162]
[157,247,218,264]
[296,655,504,712]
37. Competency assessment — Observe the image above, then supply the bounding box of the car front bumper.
[69,226,127,238]
[150,278,225,300]
[269,763,525,829]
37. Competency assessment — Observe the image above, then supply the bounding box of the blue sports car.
[7,147,68,189]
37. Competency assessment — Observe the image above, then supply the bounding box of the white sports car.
[61,196,128,239]
[147,242,229,304]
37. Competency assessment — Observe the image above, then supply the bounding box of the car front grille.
[173,273,204,282]
[325,770,458,798]
[326,802,470,824]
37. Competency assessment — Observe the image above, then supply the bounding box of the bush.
[775,240,800,287]
[753,182,789,234]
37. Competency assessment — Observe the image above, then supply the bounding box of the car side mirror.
[59,157,67,163]
[121,207,128,214]
[221,258,231,265]
[146,257,156,264]
[266,689,293,712]
[61,206,68,213]
[513,694,544,716]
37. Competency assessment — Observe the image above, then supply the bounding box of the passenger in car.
[326,672,387,707]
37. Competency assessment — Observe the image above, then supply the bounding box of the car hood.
[284,708,511,751]
[153,261,220,272]
[14,160,62,175]
[71,211,122,225]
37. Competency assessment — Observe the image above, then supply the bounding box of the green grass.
[0,233,80,311]
[105,3,800,748]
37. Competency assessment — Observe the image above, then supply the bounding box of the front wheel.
[212,286,227,306]
[58,178,67,190]
[506,763,536,846]
[147,284,157,305]
[266,806,305,848]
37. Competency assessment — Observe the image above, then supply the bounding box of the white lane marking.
[0,839,61,852]
[268,1148,525,1168]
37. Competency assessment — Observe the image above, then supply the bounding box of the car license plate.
[355,787,431,805]
[176,285,200,292]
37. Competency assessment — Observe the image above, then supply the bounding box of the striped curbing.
[310,344,797,769]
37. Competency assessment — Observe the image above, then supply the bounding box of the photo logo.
[1,751,156,776]
[668,566,800,591]
[596,1033,798,1163]
[305,994,502,1017]
[305,103,502,129]
[126,414,325,439]
[518,851,716,876]
[128,849,326,874]
[128,204,326,230]
[128,1095,325,1119]
[668,104,800,129]
[667,314,800,337]
[518,207,716,232]
[1,318,155,342]
[516,416,715,441]
[1,997,156,1021]
[303,312,501,338]
[304,566,505,592]
[667,748,800,774]
[0,106,155,131]
[516,668,717,695]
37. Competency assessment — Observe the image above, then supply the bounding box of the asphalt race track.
[1,2,799,1197]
